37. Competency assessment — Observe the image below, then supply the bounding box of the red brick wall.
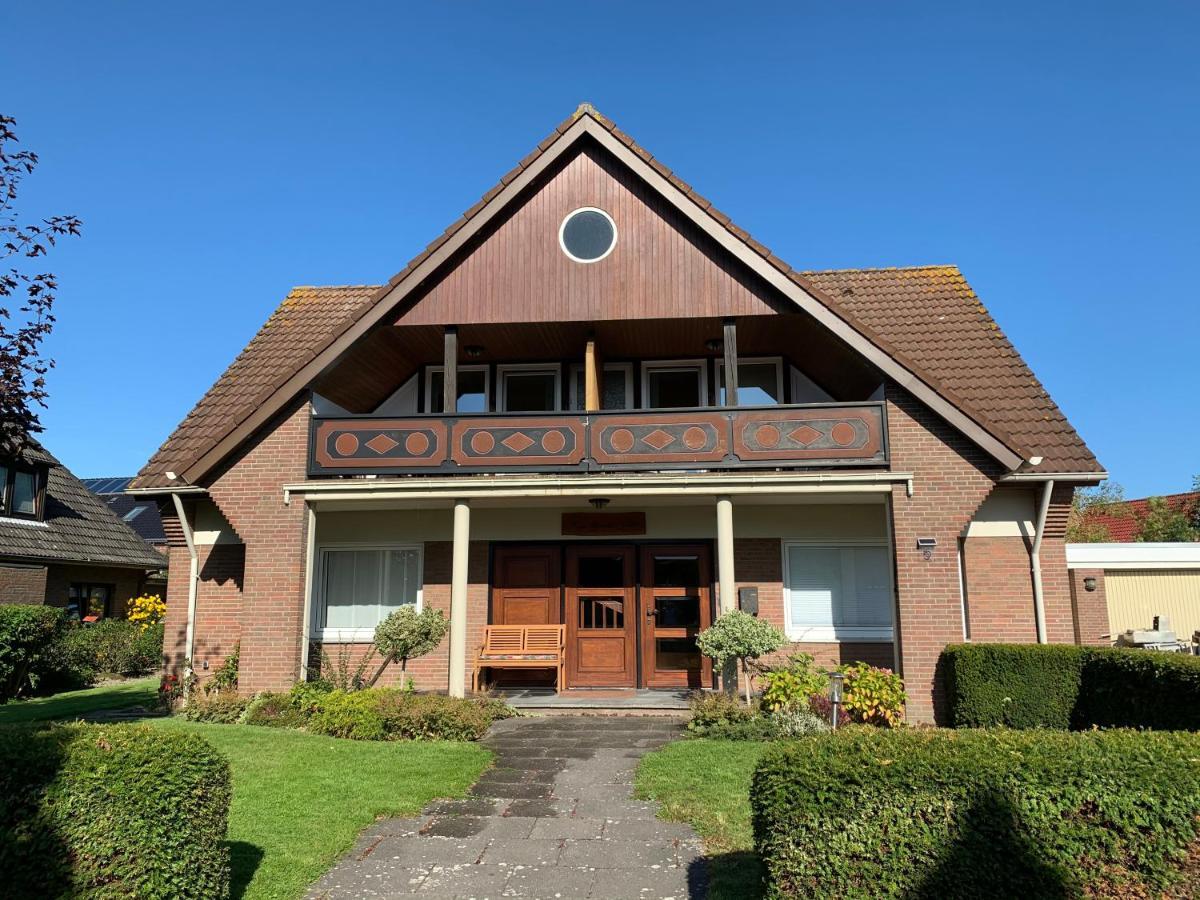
[962,536,1036,643]
[0,564,48,604]
[886,385,1002,723]
[1070,567,1110,645]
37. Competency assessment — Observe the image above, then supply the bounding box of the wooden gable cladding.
[392,140,790,326]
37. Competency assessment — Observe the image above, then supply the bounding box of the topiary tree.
[365,607,449,688]
[695,610,787,705]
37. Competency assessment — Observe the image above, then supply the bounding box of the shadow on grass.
[692,850,765,900]
[228,841,265,900]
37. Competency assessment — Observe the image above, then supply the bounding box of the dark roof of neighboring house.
[80,477,168,545]
[1,446,167,570]
[1092,491,1200,542]
[132,106,1100,490]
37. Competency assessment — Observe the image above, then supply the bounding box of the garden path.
[307,716,705,899]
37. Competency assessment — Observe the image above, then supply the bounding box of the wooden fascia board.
[183,112,1023,483]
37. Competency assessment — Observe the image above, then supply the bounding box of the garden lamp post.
[828,671,845,730]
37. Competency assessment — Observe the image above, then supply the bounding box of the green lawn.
[1,680,492,900]
[0,676,159,724]
[635,738,768,900]
[151,720,491,900]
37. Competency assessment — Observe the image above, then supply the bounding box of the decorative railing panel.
[309,403,887,476]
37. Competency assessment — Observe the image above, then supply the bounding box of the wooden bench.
[472,625,565,693]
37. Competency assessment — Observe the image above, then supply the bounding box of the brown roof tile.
[131,107,1100,490]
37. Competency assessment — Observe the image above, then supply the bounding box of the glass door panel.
[640,546,712,688]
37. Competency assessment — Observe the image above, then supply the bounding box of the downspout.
[1030,479,1055,644]
[171,493,200,672]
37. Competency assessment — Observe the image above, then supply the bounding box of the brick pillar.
[1070,568,1110,645]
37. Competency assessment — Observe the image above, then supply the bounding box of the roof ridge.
[290,284,382,290]
[799,264,961,275]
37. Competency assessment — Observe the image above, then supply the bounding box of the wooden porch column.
[443,326,458,414]
[584,334,603,412]
[722,318,738,407]
[716,494,738,693]
[448,498,471,698]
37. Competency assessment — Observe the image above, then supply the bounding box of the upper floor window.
[498,364,561,412]
[427,366,489,414]
[716,358,785,406]
[569,362,633,411]
[559,208,617,263]
[641,360,707,409]
[0,463,42,520]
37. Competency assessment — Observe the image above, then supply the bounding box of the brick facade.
[157,384,1086,723]
[0,563,48,604]
[1069,567,1110,645]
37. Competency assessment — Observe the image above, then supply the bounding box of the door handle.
[646,608,658,618]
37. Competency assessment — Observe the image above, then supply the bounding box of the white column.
[716,495,736,614]
[715,494,738,694]
[448,498,471,698]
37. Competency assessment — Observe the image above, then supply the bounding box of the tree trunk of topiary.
[742,658,753,706]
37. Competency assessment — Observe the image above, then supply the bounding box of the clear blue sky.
[5,3,1197,496]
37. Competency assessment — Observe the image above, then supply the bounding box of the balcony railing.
[309,402,888,477]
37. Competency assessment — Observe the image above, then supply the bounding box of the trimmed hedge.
[751,728,1200,898]
[37,620,166,692]
[307,688,516,741]
[0,723,231,898]
[944,643,1200,730]
[0,605,66,701]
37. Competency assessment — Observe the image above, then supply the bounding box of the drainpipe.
[1030,479,1055,644]
[171,492,200,673]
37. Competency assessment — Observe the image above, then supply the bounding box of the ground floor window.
[782,541,894,641]
[68,583,113,620]
[316,545,422,641]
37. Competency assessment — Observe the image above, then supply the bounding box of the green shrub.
[751,728,1200,899]
[944,643,1200,730]
[183,693,251,724]
[687,691,760,735]
[307,688,515,741]
[767,708,830,738]
[0,605,66,701]
[1075,648,1200,731]
[242,691,311,728]
[760,652,827,713]
[0,723,231,898]
[203,642,239,696]
[696,611,787,704]
[837,662,906,727]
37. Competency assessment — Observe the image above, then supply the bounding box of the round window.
[559,207,617,263]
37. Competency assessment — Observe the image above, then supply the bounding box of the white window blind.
[784,543,893,641]
[317,546,422,640]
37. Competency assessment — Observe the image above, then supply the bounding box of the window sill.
[316,628,377,644]
[785,627,894,643]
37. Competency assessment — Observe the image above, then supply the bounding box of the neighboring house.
[1089,491,1199,542]
[81,477,169,553]
[129,106,1107,722]
[0,444,168,618]
[1067,543,1200,644]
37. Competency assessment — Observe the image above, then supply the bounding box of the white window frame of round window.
[558,207,618,263]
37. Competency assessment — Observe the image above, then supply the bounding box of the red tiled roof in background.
[1091,491,1200,542]
[131,107,1101,489]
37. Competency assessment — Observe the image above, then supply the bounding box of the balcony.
[309,402,887,477]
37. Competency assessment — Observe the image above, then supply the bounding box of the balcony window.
[717,358,784,406]
[498,365,561,412]
[569,362,633,411]
[641,360,707,409]
[783,541,894,642]
[427,366,489,414]
[316,545,422,642]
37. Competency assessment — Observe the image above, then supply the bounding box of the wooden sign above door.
[561,512,647,536]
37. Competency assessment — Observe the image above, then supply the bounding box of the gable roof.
[132,106,1101,490]
[81,477,168,545]
[1091,492,1200,543]
[3,445,167,569]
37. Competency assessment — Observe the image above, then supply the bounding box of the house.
[82,477,169,553]
[1089,491,1199,542]
[0,444,168,618]
[129,106,1107,722]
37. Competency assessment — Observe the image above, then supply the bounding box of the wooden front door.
[565,545,637,687]
[492,546,561,625]
[640,544,713,688]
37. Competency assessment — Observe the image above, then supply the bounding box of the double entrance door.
[491,543,713,689]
